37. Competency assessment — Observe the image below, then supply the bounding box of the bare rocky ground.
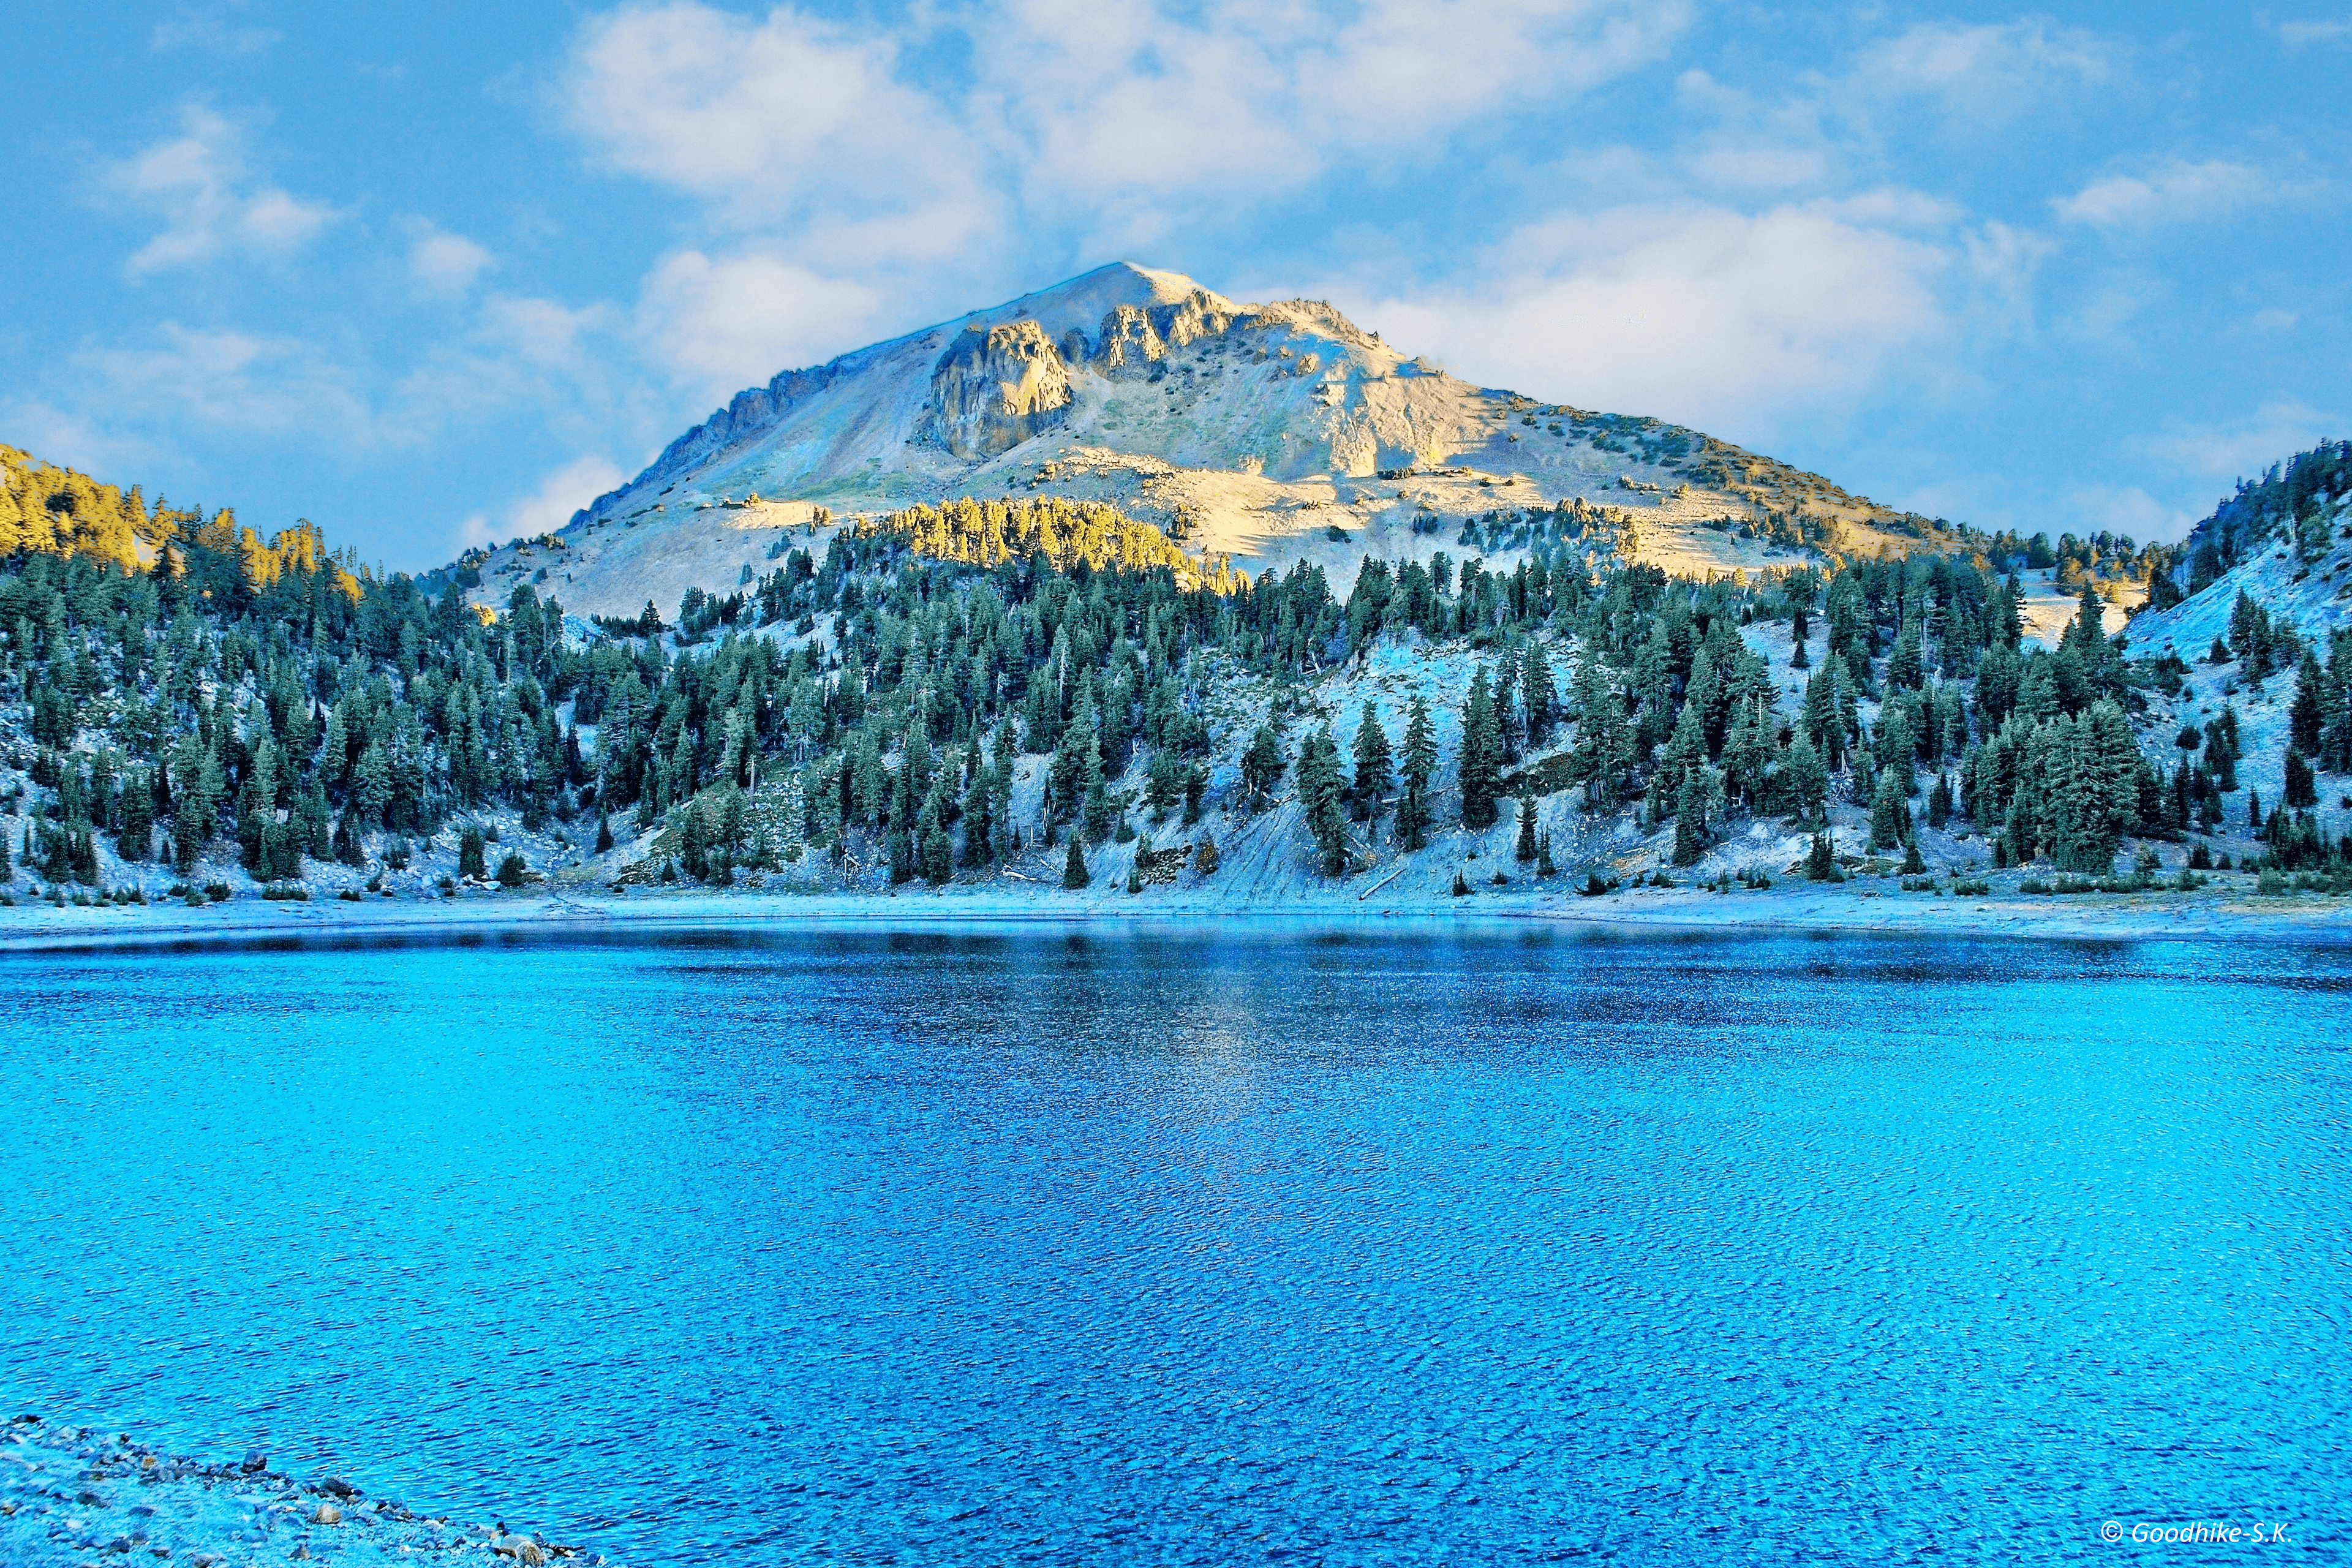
[0,1417,610,1568]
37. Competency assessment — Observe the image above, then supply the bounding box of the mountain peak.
[519,262,1946,619]
[952,261,1234,345]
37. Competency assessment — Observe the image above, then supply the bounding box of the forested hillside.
[3,445,2348,912]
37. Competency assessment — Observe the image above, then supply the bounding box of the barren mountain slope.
[461,263,1964,617]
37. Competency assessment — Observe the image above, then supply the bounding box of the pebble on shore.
[0,1415,609,1566]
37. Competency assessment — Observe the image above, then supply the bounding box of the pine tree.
[1062,832,1090,889]
[1868,768,1904,851]
[1351,701,1393,824]
[1805,832,1839,881]
[1515,795,1539,862]
[1240,724,1286,811]
[1396,696,1436,849]
[596,812,614,853]
[2285,749,2318,809]
[1672,768,1713,867]
[1523,639,1557,745]
[1298,725,1350,874]
[1460,667,1501,829]
[458,823,487,880]
[2291,650,2326,753]
[1784,729,1828,826]
[333,809,364,866]
[1569,652,1624,811]
[1536,832,1556,878]
[118,769,154,862]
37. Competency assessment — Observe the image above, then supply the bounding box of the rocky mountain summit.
[494,263,1945,619]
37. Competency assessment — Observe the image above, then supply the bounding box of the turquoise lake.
[2,925,2347,1562]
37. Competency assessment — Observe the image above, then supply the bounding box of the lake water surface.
[3,925,2348,1562]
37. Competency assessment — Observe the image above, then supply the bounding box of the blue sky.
[5,1,2346,571]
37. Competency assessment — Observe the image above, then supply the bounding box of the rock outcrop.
[1089,289,1238,375]
[927,322,1072,459]
[1092,304,1166,376]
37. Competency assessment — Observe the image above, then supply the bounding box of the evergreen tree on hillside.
[1240,723,1286,812]
[1459,668,1501,829]
[1569,653,1624,812]
[1869,769,1904,852]
[2292,650,2326,754]
[1299,725,1350,874]
[1523,639,1558,745]
[1062,832,1090,889]
[2285,749,2318,809]
[1351,702,1392,825]
[1396,696,1435,850]
[1783,729,1828,826]
[1673,769,1716,867]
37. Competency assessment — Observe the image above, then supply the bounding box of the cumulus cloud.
[108,105,339,276]
[0,400,162,480]
[1850,19,2112,125]
[405,222,496,292]
[1340,198,1980,437]
[458,454,627,550]
[387,293,647,449]
[2068,484,2196,542]
[2052,160,2272,227]
[2146,398,2343,481]
[560,0,1691,267]
[81,323,372,437]
[969,0,1688,221]
[633,249,887,400]
[560,2,987,258]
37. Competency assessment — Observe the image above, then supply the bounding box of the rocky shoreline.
[1,875,2350,954]
[0,1417,611,1567]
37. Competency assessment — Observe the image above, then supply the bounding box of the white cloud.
[405,222,495,292]
[2068,484,2196,542]
[459,455,627,549]
[2279,18,2352,45]
[1340,198,1973,437]
[560,2,987,257]
[633,250,886,400]
[2146,398,2343,481]
[81,323,372,438]
[1851,19,2112,125]
[151,6,280,54]
[108,106,339,276]
[0,399,162,478]
[387,293,647,448]
[969,0,1689,238]
[560,0,1689,262]
[2053,160,2272,227]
